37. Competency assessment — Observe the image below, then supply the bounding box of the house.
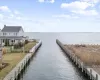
[0,25,28,46]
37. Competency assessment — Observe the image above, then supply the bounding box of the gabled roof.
[1,25,23,32]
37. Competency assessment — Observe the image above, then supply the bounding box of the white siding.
[17,28,24,36]
[0,40,1,44]
[0,29,1,36]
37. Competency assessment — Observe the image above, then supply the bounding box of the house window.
[3,33,6,36]
[3,33,5,35]
[13,40,15,42]
[16,33,17,36]
[14,33,17,36]
[3,39,5,43]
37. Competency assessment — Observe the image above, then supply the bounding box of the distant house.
[0,25,28,46]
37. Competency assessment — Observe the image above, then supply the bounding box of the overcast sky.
[0,0,100,32]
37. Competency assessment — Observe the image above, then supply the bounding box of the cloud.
[61,1,99,16]
[0,14,3,19]
[16,16,22,20]
[38,0,44,2]
[81,0,100,4]
[14,10,20,15]
[61,1,93,10]
[0,6,10,12]
[38,0,55,3]
[52,14,79,19]
[10,14,14,18]
[72,10,98,16]
[49,0,55,3]
[52,14,71,18]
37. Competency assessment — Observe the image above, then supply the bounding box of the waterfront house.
[0,25,28,46]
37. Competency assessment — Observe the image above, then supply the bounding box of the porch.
[0,36,26,46]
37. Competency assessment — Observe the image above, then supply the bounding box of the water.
[20,32,100,80]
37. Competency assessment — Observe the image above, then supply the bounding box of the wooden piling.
[96,74,98,80]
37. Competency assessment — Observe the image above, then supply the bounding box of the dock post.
[18,66,20,74]
[82,62,83,72]
[25,58,27,65]
[90,69,92,80]
[21,63,23,71]
[76,57,77,65]
[14,71,16,80]
[24,60,26,69]
[96,74,98,80]
[82,66,83,72]
[78,59,80,68]
[74,55,75,63]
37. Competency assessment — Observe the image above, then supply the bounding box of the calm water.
[20,32,100,80]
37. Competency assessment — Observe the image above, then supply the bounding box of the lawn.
[0,53,26,79]
[0,41,36,79]
[24,41,36,52]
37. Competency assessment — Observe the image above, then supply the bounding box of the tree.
[25,40,29,44]
[5,39,9,46]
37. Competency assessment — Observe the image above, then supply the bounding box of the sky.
[0,0,100,32]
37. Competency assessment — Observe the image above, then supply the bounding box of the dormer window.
[16,33,17,35]
[14,32,17,36]
[3,33,5,35]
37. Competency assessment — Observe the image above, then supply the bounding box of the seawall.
[56,39,99,80]
[3,40,42,80]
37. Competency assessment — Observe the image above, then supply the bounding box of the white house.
[0,25,28,46]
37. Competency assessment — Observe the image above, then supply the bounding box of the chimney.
[4,25,6,27]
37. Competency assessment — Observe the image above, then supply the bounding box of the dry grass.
[0,41,36,79]
[24,41,36,52]
[65,45,100,66]
[0,53,26,79]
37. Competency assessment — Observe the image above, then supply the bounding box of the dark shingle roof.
[1,26,23,32]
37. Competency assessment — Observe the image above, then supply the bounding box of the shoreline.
[2,40,42,80]
[56,39,99,80]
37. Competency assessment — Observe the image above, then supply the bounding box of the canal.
[20,32,100,80]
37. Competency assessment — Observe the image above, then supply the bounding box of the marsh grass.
[65,45,100,66]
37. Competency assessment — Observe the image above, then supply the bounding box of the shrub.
[5,39,9,46]
[2,48,7,55]
[14,44,19,49]
[18,42,23,47]
[14,42,23,49]
[25,40,29,44]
